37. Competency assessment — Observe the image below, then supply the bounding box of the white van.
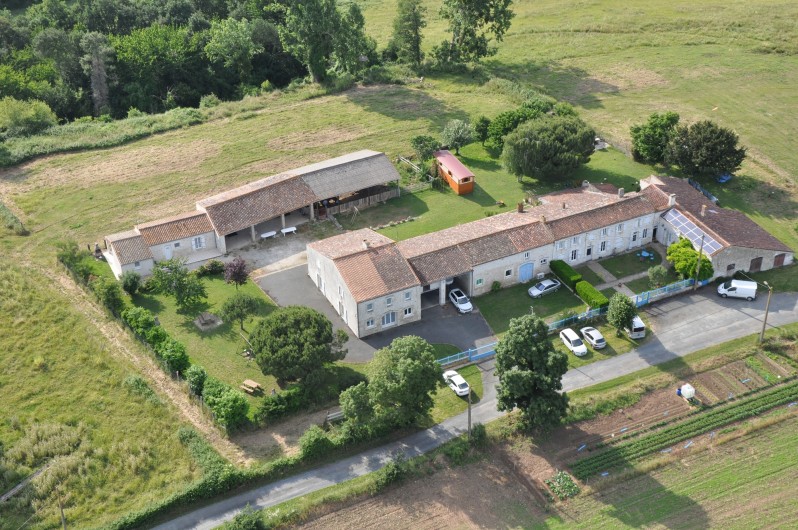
[625,315,646,340]
[717,280,757,301]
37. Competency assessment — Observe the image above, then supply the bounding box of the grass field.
[0,260,199,529]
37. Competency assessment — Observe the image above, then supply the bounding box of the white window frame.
[366,318,375,329]
[338,285,343,297]
[601,227,609,237]
[386,296,393,307]
[524,251,530,260]
[366,302,374,313]
[616,223,624,233]
[404,291,411,302]
[381,311,397,327]
[632,231,638,242]
[642,228,648,239]
[572,236,579,245]
[192,236,205,250]
[475,278,484,287]
[570,249,579,261]
[600,241,607,252]
[403,307,413,318]
[557,240,566,250]
[505,268,512,277]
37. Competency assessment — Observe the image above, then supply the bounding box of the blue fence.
[437,342,497,367]
[547,306,608,332]
[633,278,710,307]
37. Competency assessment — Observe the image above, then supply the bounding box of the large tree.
[340,336,440,432]
[435,0,514,63]
[666,237,714,281]
[501,115,595,182]
[495,314,569,429]
[80,32,113,115]
[219,292,259,331]
[223,257,249,289]
[279,0,339,83]
[150,258,207,312]
[204,18,264,83]
[390,0,427,66]
[441,119,473,155]
[607,292,637,336]
[630,111,680,163]
[665,120,746,177]
[250,306,348,383]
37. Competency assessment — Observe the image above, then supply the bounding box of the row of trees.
[0,0,516,130]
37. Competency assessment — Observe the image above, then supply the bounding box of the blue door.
[519,262,534,283]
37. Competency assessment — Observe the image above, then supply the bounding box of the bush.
[298,425,334,462]
[648,265,668,288]
[0,201,28,235]
[491,280,502,293]
[90,276,126,316]
[156,338,190,374]
[470,423,488,448]
[55,241,93,283]
[122,306,157,334]
[186,365,207,396]
[203,378,250,430]
[550,260,583,290]
[575,281,609,308]
[257,386,304,423]
[197,259,225,277]
[120,271,141,295]
[224,506,265,530]
[199,94,221,108]
[441,437,470,465]
[0,96,57,138]
[374,454,407,491]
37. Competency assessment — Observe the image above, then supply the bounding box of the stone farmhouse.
[309,177,793,338]
[103,150,400,279]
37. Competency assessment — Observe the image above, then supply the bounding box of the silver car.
[528,278,561,298]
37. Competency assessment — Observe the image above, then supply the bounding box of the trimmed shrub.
[186,365,207,396]
[120,271,141,295]
[575,280,609,308]
[156,338,190,373]
[197,259,225,277]
[122,306,157,335]
[550,260,582,290]
[90,276,126,316]
[298,425,334,462]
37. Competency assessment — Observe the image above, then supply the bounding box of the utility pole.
[467,388,472,440]
[759,281,773,343]
[693,232,705,291]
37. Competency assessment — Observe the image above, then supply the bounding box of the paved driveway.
[257,265,496,362]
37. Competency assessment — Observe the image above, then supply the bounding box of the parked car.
[717,279,757,301]
[528,278,561,298]
[625,315,647,339]
[559,328,588,356]
[579,326,606,349]
[448,288,473,313]
[442,370,471,397]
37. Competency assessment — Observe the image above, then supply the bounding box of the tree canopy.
[224,257,249,289]
[441,119,473,154]
[219,292,260,331]
[250,306,348,383]
[607,292,637,336]
[495,314,569,429]
[666,237,714,281]
[665,120,746,177]
[501,115,595,181]
[630,111,680,163]
[435,0,515,63]
[150,258,207,312]
[390,0,426,66]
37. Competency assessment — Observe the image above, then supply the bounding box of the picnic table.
[281,226,297,236]
[260,230,277,239]
[240,379,263,394]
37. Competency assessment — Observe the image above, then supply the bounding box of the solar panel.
[663,209,722,254]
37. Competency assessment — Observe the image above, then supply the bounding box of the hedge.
[575,280,609,308]
[550,260,582,290]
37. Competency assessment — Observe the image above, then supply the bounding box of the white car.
[448,288,473,313]
[579,326,606,349]
[442,370,471,397]
[559,328,588,356]
[528,278,561,298]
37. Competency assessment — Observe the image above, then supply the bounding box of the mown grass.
[0,259,199,529]
[598,247,662,279]
[428,364,484,425]
[573,265,605,286]
[133,275,278,408]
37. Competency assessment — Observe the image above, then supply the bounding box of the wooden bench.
[281,226,297,236]
[323,409,345,428]
[260,230,277,240]
[241,379,263,394]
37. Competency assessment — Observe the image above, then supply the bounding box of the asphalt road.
[154,290,798,530]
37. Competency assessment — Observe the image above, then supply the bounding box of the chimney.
[517,202,524,213]
[562,202,567,210]
[540,215,546,224]
[618,187,625,198]
[701,204,707,217]
[668,193,676,207]
[362,239,369,250]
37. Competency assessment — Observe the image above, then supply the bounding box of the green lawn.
[133,275,279,404]
[574,265,605,286]
[0,260,199,529]
[432,343,462,361]
[600,287,619,300]
[739,263,798,293]
[598,248,663,279]
[428,364,484,425]
[477,282,587,337]
[552,322,640,369]
[624,266,682,294]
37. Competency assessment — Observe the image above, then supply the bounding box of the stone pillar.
[439,279,447,306]
[250,225,256,242]
[310,203,315,220]
[281,213,286,229]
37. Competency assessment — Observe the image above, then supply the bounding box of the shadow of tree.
[345,85,470,125]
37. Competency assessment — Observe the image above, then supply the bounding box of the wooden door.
[749,256,763,272]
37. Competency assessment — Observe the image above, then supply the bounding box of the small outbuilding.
[434,150,475,195]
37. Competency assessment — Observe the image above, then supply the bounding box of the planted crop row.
[571,381,798,479]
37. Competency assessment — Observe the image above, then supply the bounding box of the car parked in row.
[528,278,561,298]
[579,326,606,349]
[443,370,471,396]
[559,328,588,356]
[448,288,473,313]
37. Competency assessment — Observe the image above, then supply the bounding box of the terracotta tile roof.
[335,244,420,303]
[644,175,792,253]
[546,197,657,240]
[308,228,394,260]
[434,150,474,183]
[198,173,317,235]
[404,246,473,286]
[105,230,152,265]
[137,211,213,246]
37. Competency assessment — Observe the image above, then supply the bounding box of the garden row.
[570,378,798,480]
